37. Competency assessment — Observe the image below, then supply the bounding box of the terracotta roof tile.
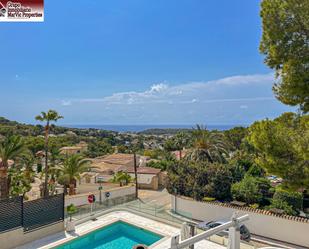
[125,166,161,174]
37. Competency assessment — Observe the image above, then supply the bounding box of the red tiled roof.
[102,153,135,165]
[125,166,161,175]
[172,149,188,159]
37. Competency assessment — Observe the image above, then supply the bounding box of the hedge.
[273,189,303,211]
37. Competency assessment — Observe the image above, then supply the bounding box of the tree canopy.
[247,112,309,190]
[260,0,309,112]
[167,160,233,201]
[188,125,229,163]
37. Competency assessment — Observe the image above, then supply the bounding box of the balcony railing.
[169,213,249,249]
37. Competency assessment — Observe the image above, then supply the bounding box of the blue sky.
[0,0,293,125]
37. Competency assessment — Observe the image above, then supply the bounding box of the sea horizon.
[62,124,247,132]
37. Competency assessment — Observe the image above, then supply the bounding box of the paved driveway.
[138,189,171,208]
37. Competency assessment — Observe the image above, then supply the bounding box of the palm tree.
[0,136,26,199]
[188,124,229,163]
[35,110,63,197]
[111,171,132,187]
[55,155,91,195]
[49,147,62,179]
[174,132,190,159]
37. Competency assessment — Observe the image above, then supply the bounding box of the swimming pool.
[55,220,163,249]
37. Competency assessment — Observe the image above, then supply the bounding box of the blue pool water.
[55,221,163,249]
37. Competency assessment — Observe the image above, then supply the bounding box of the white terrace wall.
[0,222,64,249]
[65,185,135,207]
[171,195,309,247]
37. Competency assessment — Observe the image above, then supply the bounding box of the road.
[138,188,171,207]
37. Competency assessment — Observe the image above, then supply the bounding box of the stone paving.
[16,211,225,249]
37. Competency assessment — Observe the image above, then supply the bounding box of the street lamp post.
[97,179,103,205]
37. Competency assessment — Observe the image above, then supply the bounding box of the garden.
[165,113,309,217]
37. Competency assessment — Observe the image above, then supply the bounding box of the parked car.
[197,220,251,241]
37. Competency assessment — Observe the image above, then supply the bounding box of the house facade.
[79,153,165,191]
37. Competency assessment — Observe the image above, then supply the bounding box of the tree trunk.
[43,123,49,198]
[63,184,68,195]
[0,167,8,199]
[69,183,75,195]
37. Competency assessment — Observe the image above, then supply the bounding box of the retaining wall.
[65,185,136,207]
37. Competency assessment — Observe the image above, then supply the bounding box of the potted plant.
[66,204,78,232]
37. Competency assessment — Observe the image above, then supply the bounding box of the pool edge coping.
[41,211,176,249]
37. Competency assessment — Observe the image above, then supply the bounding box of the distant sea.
[64,124,245,132]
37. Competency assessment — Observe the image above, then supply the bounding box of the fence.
[0,194,64,233]
[67,194,192,228]
[0,196,23,233]
[67,194,136,220]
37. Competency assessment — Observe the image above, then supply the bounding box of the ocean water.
[65,124,242,132]
[55,221,162,249]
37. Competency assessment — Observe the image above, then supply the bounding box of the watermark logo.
[0,0,44,22]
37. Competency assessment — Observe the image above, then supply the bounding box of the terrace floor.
[16,211,224,249]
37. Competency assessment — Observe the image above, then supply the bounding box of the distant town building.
[60,141,88,155]
[172,149,189,160]
[126,166,163,190]
[100,153,139,167]
[79,153,165,190]
[65,131,77,136]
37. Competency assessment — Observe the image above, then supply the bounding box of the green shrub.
[231,176,262,204]
[147,159,175,171]
[168,161,233,201]
[229,163,245,183]
[204,163,233,201]
[267,199,296,216]
[203,197,216,202]
[255,177,272,206]
[273,189,303,211]
[249,203,259,209]
[246,164,265,177]
[66,204,78,221]
[269,187,276,195]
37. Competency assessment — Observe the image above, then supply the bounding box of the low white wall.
[65,185,135,207]
[172,195,309,247]
[0,222,64,249]
[128,173,155,184]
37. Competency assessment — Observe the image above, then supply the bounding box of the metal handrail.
[169,214,249,249]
